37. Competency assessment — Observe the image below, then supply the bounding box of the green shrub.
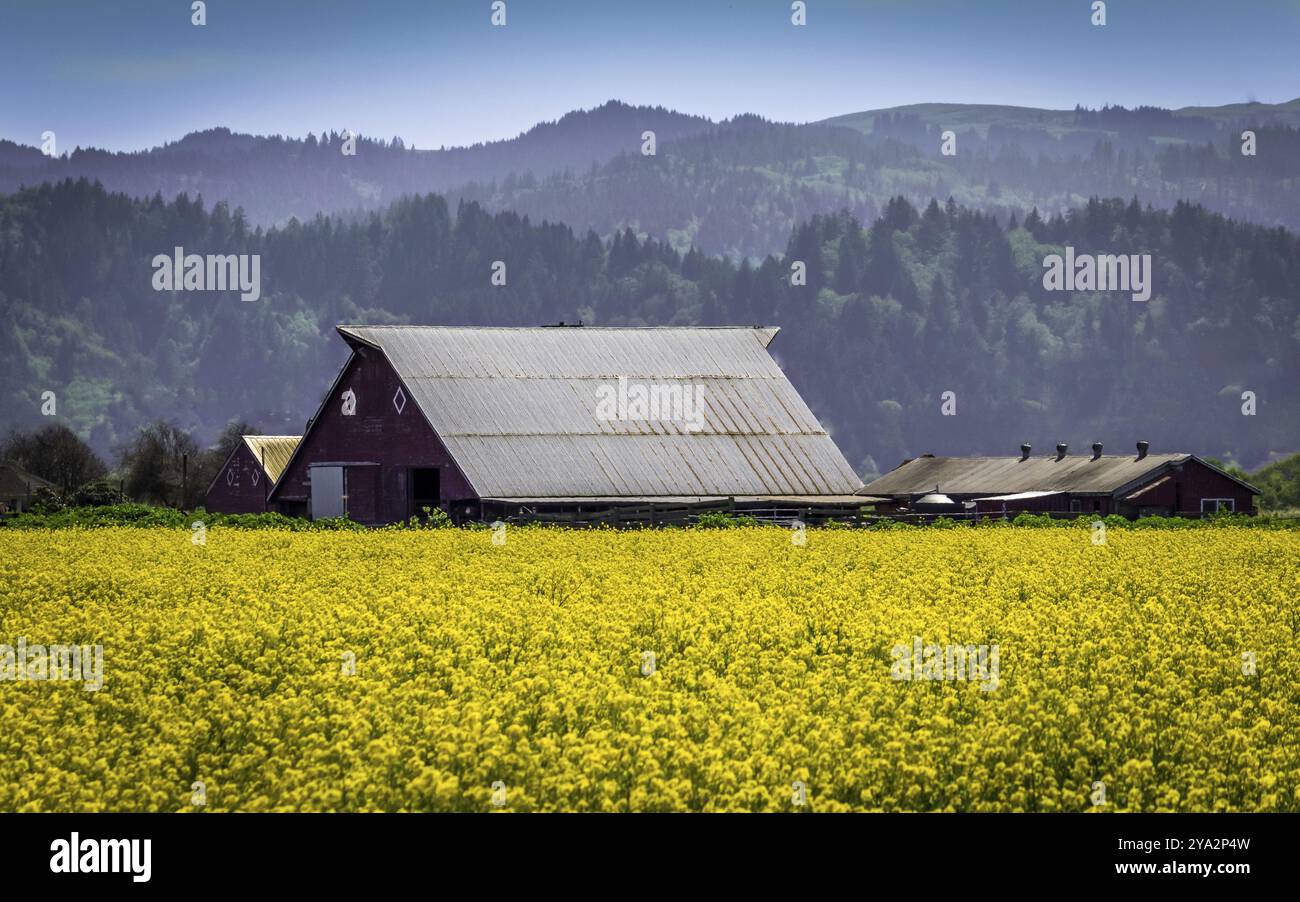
[1132,515,1193,529]
[4,504,330,530]
[870,517,915,529]
[420,505,453,528]
[72,480,127,508]
[28,486,67,514]
[1011,512,1055,528]
[305,515,369,531]
[5,503,188,529]
[204,511,311,531]
[381,505,455,530]
[694,512,760,528]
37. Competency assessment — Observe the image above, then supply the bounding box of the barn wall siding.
[1120,459,1256,516]
[205,443,272,514]
[270,349,475,524]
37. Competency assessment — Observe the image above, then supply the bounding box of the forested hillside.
[4,99,1297,259]
[455,104,1300,258]
[0,180,1295,474]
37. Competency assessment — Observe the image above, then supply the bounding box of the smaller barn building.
[205,435,301,514]
[862,441,1259,518]
[0,461,56,514]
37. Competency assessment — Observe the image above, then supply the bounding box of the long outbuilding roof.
[337,325,863,499]
[862,451,1259,497]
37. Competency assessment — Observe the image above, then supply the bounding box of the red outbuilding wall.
[1118,458,1256,516]
[205,441,273,514]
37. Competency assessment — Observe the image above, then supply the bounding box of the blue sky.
[2,0,1297,152]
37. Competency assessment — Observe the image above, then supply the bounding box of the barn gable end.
[268,347,474,524]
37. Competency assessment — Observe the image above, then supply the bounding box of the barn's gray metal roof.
[861,452,1258,497]
[338,325,863,498]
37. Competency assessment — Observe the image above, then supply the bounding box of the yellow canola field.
[0,526,1297,812]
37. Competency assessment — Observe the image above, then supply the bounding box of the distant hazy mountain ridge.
[3,98,1297,258]
[0,101,715,227]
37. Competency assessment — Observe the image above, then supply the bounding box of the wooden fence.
[494,503,968,529]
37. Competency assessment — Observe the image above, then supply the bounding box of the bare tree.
[119,420,201,507]
[2,423,107,491]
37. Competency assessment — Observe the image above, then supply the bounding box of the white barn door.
[310,466,345,520]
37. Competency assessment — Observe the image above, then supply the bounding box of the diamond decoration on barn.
[225,468,235,486]
[392,386,407,415]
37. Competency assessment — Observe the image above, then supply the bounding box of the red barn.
[862,441,1259,518]
[268,325,865,524]
[204,435,301,514]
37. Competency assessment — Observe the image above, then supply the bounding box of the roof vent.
[1091,441,1103,460]
[1055,442,1068,461]
[1136,440,1150,460]
[1020,443,1031,462]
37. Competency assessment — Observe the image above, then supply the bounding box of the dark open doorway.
[410,467,441,521]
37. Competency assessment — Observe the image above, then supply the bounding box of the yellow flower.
[0,526,1295,812]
